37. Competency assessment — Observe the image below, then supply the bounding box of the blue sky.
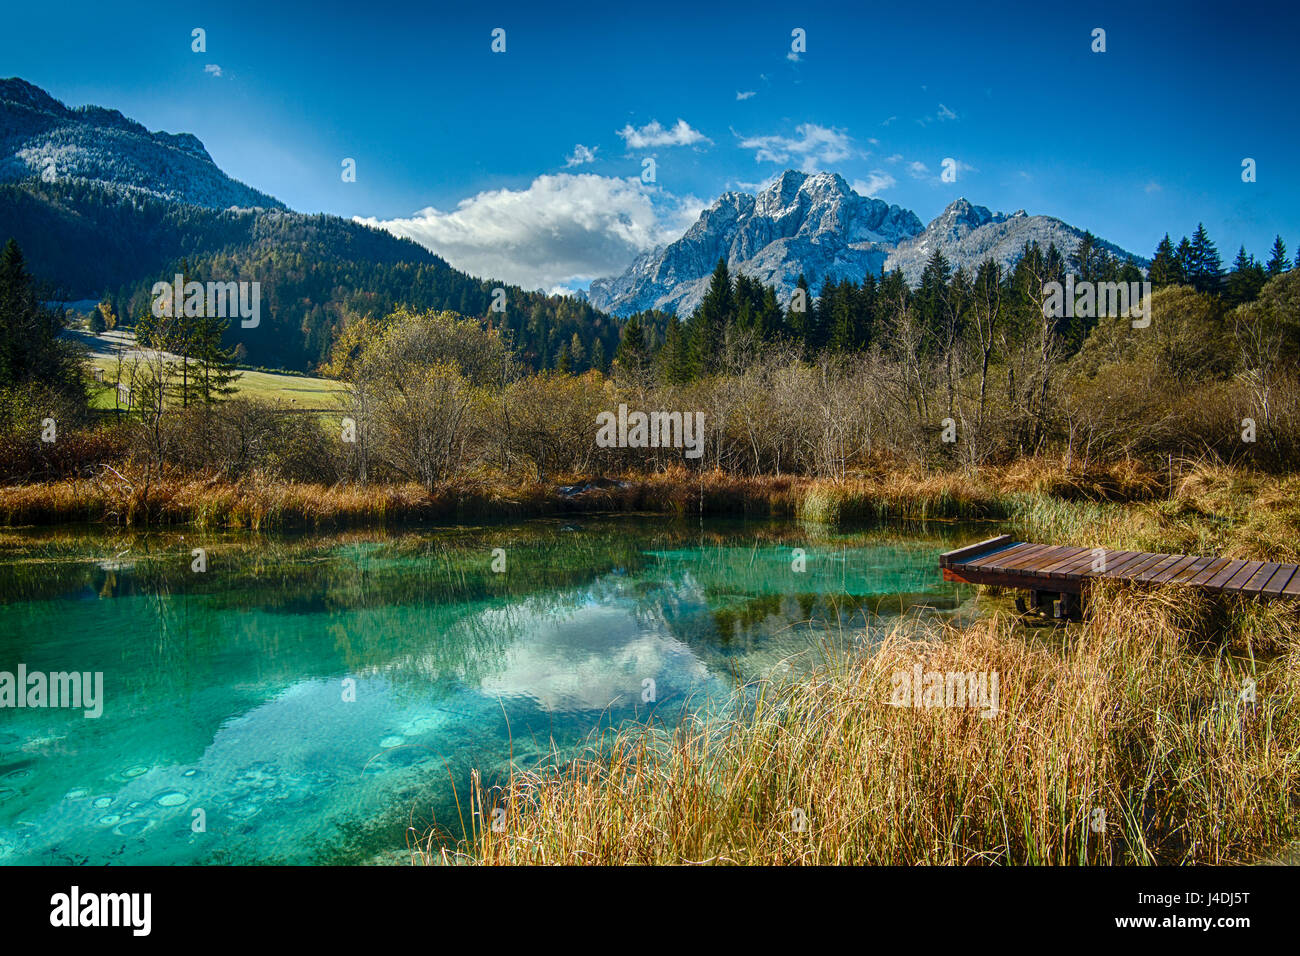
[4,0,1298,290]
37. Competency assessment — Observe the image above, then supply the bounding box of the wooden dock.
[940,535,1300,620]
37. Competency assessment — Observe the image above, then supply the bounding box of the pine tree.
[658,314,692,384]
[917,249,953,354]
[808,276,835,354]
[1148,234,1183,287]
[0,238,85,401]
[786,274,812,347]
[568,332,585,371]
[589,336,607,374]
[1175,236,1194,283]
[1187,223,1224,294]
[827,279,856,353]
[615,315,650,375]
[689,258,732,375]
[191,306,241,403]
[1265,236,1290,277]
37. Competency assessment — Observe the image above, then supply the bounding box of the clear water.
[0,515,987,865]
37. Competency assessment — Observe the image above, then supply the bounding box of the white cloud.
[853,172,896,197]
[736,90,756,100]
[357,174,702,290]
[1144,181,1162,193]
[917,103,959,126]
[564,144,598,167]
[736,123,856,171]
[615,119,711,149]
[885,153,903,163]
[786,52,801,62]
[204,64,223,77]
[908,158,978,183]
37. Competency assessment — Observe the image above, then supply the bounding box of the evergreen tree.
[191,304,241,403]
[827,279,856,353]
[1187,223,1224,294]
[658,314,692,384]
[917,249,953,353]
[1226,246,1266,304]
[808,276,835,354]
[615,315,650,375]
[568,332,585,371]
[1148,234,1183,287]
[689,258,732,375]
[785,274,812,347]
[758,285,783,341]
[1265,236,1290,277]
[1175,236,1195,282]
[0,238,85,402]
[589,336,607,374]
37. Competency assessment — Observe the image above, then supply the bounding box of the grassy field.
[85,354,345,411]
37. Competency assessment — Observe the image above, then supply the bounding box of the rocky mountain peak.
[588,175,1144,316]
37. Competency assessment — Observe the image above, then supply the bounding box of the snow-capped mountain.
[587,171,1144,316]
[588,170,923,316]
[882,198,1142,285]
[0,77,283,210]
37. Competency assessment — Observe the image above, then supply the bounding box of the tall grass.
[420,583,1299,865]
[0,459,1139,529]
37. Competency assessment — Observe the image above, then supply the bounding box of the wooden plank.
[1036,547,1092,577]
[1204,559,1249,592]
[1095,551,1153,577]
[976,543,1056,572]
[1018,545,1088,578]
[939,535,1015,568]
[1186,556,1234,587]
[1282,569,1300,598]
[1004,543,1077,571]
[955,541,1037,570]
[1166,554,1218,585]
[1240,562,1282,595]
[1131,553,1193,584]
[1043,548,1100,579]
[1260,565,1297,598]
[1110,551,1161,574]
[1111,553,1168,580]
[1151,554,1205,584]
[940,539,1300,606]
[942,567,1083,594]
[1221,561,1265,592]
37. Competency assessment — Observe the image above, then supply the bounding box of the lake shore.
[438,579,1300,865]
[3,460,1298,564]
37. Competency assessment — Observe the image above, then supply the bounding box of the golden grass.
[420,583,1299,865]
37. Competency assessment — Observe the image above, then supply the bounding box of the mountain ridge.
[588,171,1146,316]
[0,77,283,210]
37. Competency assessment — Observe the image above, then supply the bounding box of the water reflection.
[0,516,988,864]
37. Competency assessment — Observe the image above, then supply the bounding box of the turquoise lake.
[0,515,988,864]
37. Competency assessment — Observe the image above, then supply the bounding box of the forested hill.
[0,79,619,374]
